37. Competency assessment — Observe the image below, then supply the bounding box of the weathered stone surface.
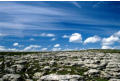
[109,79,120,81]
[0,50,120,81]
[33,72,43,79]
[2,74,22,81]
[11,64,24,72]
[38,74,83,81]
[84,69,100,77]
[25,79,33,81]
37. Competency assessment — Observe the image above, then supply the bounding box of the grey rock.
[2,74,22,81]
[33,72,43,79]
[43,66,50,71]
[109,79,120,81]
[84,69,99,76]
[39,74,83,81]
[11,64,24,72]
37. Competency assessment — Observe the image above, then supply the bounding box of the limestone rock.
[2,74,22,81]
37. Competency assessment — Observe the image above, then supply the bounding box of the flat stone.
[39,74,83,81]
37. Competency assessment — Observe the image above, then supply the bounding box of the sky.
[0,1,120,51]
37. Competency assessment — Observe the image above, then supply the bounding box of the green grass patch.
[92,77,108,81]
[57,66,88,75]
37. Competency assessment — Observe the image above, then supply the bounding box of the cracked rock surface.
[0,50,120,81]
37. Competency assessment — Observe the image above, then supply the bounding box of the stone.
[84,69,99,76]
[39,74,83,81]
[25,79,33,81]
[33,72,43,79]
[43,66,50,71]
[15,60,27,64]
[109,79,120,81]
[2,74,22,81]
[0,51,119,80]
[100,71,111,79]
[11,64,24,72]
[49,60,56,66]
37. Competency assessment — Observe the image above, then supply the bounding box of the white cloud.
[30,38,35,41]
[101,31,120,49]
[54,44,60,48]
[102,31,120,46]
[101,45,119,49]
[0,46,18,51]
[0,45,42,52]
[47,34,55,37]
[24,45,41,51]
[0,33,6,36]
[0,46,6,51]
[8,48,18,51]
[52,47,61,51]
[69,33,82,43]
[62,35,70,38]
[101,45,113,49]
[13,42,23,47]
[114,31,120,37]
[84,35,101,44]
[63,48,73,51]
[40,33,55,37]
[51,38,56,41]
[52,44,61,51]
[41,48,48,51]
[13,42,19,46]
[102,36,119,45]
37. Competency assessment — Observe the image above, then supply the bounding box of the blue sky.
[0,1,120,51]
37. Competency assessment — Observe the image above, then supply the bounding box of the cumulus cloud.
[101,45,119,49]
[30,38,35,41]
[69,33,82,43]
[114,31,120,37]
[0,46,6,51]
[52,44,61,51]
[62,35,70,38]
[40,33,55,37]
[13,42,19,46]
[52,47,61,51]
[102,31,120,46]
[0,45,42,52]
[0,33,6,36]
[8,48,18,51]
[24,45,41,51]
[0,46,18,51]
[51,38,56,41]
[84,35,101,44]
[102,36,119,45]
[101,31,120,49]
[54,44,60,48]
[101,45,113,49]
[63,48,73,51]
[13,42,24,47]
[41,48,48,51]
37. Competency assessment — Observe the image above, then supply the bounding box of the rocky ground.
[0,49,120,81]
